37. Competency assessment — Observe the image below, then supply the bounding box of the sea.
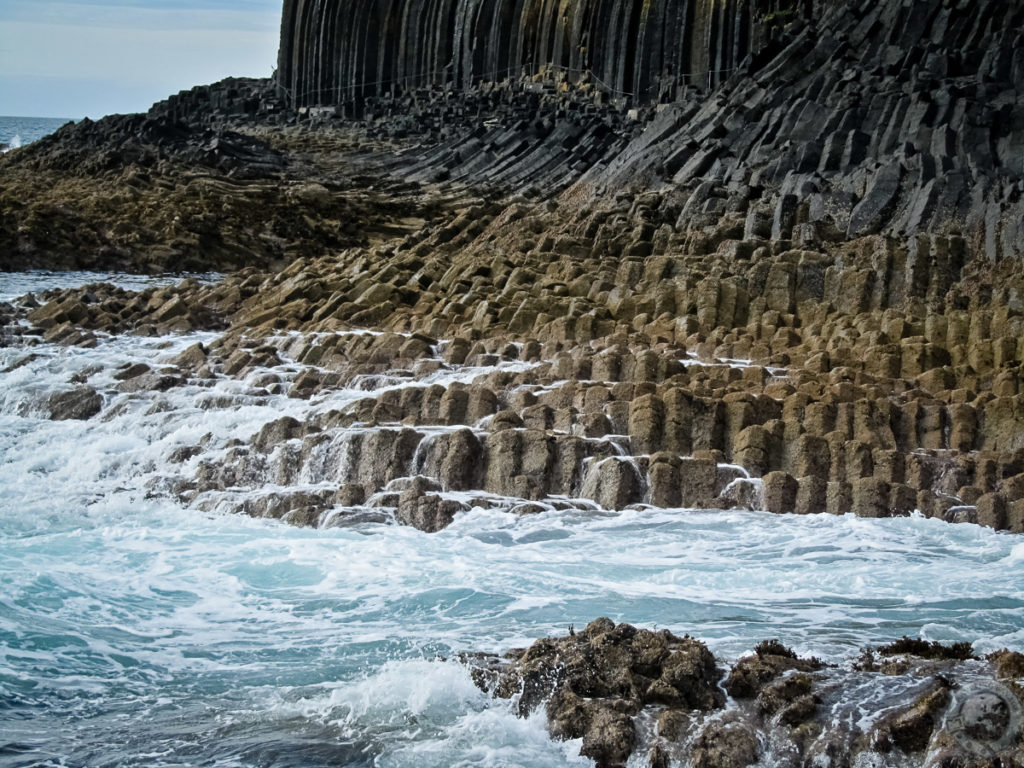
[1,278,1023,760]
[0,117,74,154]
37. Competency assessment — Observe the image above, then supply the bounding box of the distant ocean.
[0,115,74,153]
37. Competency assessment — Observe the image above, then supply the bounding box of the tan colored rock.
[826,481,852,515]
[794,476,827,515]
[976,493,1008,530]
[647,455,681,507]
[628,394,665,455]
[581,457,645,510]
[170,342,208,370]
[1008,500,1024,533]
[396,476,468,532]
[417,428,484,491]
[678,457,717,507]
[850,477,892,518]
[763,472,798,514]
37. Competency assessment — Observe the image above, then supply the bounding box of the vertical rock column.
[276,0,794,108]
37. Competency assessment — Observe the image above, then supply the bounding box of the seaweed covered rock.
[465,625,1024,768]
[878,636,977,661]
[482,618,723,767]
[723,640,823,699]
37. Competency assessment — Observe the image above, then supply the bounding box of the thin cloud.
[0,0,281,117]
[0,1,281,33]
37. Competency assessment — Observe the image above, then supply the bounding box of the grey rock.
[46,387,103,420]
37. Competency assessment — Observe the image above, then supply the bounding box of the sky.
[0,0,282,119]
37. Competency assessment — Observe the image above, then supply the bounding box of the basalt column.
[276,0,805,107]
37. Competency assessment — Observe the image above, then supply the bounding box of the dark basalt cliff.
[573,0,1024,260]
[275,0,1024,258]
[277,0,802,107]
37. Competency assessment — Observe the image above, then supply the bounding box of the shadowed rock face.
[562,0,1024,258]
[272,0,1024,258]
[276,0,804,107]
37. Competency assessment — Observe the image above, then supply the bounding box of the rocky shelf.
[1,4,1023,526]
[5,240,1024,533]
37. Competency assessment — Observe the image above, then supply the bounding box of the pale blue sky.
[0,0,282,119]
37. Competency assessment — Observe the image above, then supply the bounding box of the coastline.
[2,0,1024,764]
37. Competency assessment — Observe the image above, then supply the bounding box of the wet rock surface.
[44,386,103,421]
[463,620,1024,768]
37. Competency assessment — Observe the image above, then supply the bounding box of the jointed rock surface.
[5,1,1024,525]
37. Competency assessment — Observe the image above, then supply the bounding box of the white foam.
[2,273,1024,764]
[0,270,221,304]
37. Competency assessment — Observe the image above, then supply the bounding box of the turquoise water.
[1,276,1023,766]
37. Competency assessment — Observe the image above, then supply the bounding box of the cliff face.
[565,0,1024,261]
[276,0,806,107]
[275,0,1024,259]
[372,0,1023,265]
